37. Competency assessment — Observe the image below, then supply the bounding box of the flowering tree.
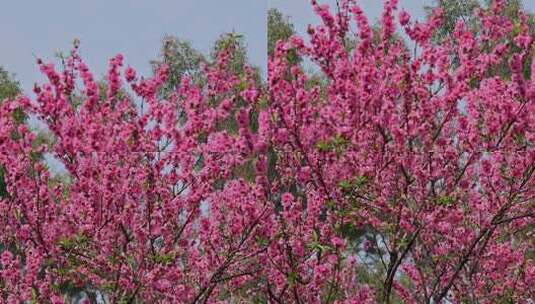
[1,0,534,303]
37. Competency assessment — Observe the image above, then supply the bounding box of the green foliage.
[211,32,249,74]
[58,233,90,251]
[287,271,297,287]
[336,223,368,242]
[315,134,348,156]
[0,72,21,199]
[337,175,369,193]
[151,35,205,95]
[150,252,176,265]
[97,78,130,103]
[20,130,54,166]
[232,158,255,183]
[267,146,278,183]
[426,0,535,42]
[32,131,55,150]
[152,31,263,97]
[435,195,455,206]
[0,66,21,102]
[426,0,535,79]
[307,230,332,255]
[483,0,535,34]
[268,8,294,56]
[268,8,300,65]
[256,237,269,247]
[52,281,81,296]
[425,0,481,44]
[0,167,7,198]
[12,106,26,124]
[370,23,408,53]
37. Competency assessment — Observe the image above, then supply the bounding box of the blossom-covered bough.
[1,0,534,303]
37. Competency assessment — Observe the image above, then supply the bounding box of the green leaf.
[31,287,38,303]
[325,200,336,209]
[315,134,348,154]
[311,229,318,242]
[306,240,331,254]
[0,167,6,198]
[332,134,346,146]
[287,271,297,286]
[237,75,248,91]
[58,233,89,250]
[58,237,74,250]
[337,175,368,193]
[315,140,330,152]
[337,180,353,190]
[436,195,455,206]
[126,255,137,270]
[151,253,175,265]
[353,175,369,187]
[12,107,26,124]
[256,237,269,247]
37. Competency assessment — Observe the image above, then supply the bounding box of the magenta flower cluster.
[0,0,534,302]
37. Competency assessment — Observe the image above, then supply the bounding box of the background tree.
[211,31,263,85]
[0,67,20,198]
[426,0,535,78]
[425,0,481,43]
[150,35,205,96]
[427,0,535,41]
[268,8,300,65]
[0,66,21,102]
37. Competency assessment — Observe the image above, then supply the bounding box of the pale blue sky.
[1,0,533,94]
[0,0,267,93]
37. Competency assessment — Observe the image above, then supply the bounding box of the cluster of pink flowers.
[0,0,534,303]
